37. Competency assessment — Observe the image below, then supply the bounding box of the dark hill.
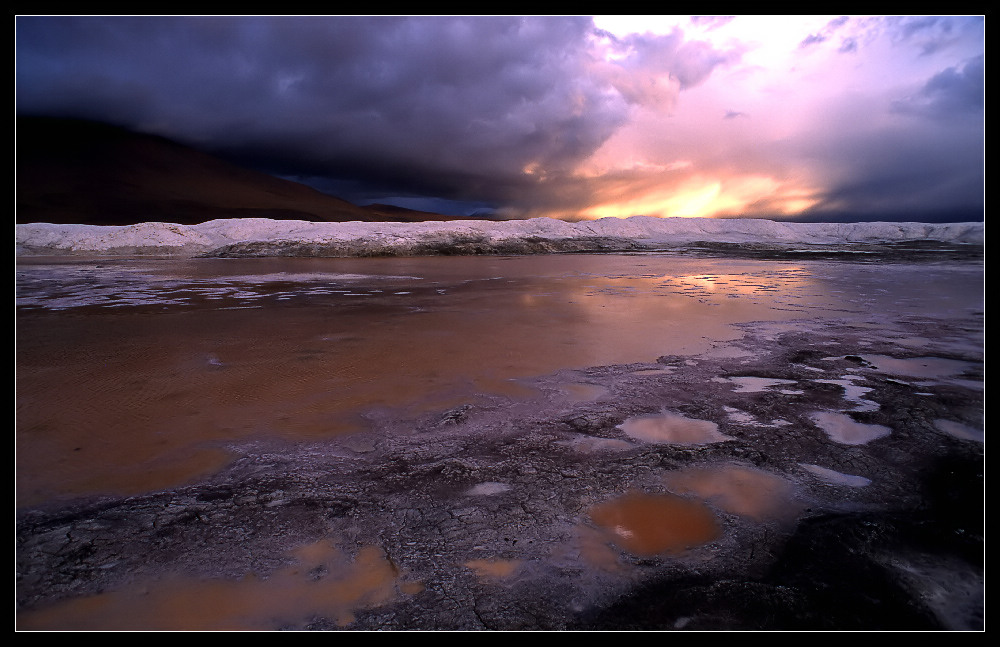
[15,117,459,226]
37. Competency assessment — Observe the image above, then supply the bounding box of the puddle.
[465,482,512,496]
[811,411,892,445]
[617,411,733,445]
[933,419,984,443]
[588,491,722,556]
[16,540,420,631]
[799,463,872,487]
[813,376,878,412]
[465,559,523,580]
[662,464,802,523]
[724,376,800,393]
[860,355,974,379]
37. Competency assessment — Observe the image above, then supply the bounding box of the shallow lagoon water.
[16,253,982,504]
[14,254,820,504]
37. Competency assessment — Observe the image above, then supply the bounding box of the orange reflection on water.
[617,411,733,445]
[662,464,803,523]
[465,558,523,580]
[17,255,812,505]
[589,491,721,556]
[17,541,419,631]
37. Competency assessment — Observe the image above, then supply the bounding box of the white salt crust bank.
[15,216,985,258]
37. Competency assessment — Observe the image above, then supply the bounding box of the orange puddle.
[464,558,523,580]
[17,540,420,631]
[662,464,803,523]
[588,491,721,556]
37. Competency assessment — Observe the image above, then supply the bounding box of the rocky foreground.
[16,308,984,630]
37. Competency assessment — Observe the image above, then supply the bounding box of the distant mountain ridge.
[15,116,460,226]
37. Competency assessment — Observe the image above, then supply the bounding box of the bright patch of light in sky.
[579,15,983,220]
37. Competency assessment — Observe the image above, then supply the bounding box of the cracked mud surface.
[16,253,984,631]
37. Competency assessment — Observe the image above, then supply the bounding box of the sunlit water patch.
[588,491,722,556]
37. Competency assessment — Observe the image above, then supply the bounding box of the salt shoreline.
[15,215,985,258]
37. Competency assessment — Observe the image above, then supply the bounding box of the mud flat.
[16,249,983,631]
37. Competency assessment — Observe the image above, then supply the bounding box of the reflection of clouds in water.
[811,411,891,445]
[812,376,878,412]
[618,411,733,445]
[663,464,803,523]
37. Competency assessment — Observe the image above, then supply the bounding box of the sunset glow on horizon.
[16,15,984,222]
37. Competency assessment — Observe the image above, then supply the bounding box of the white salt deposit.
[15,216,984,258]
[810,411,892,445]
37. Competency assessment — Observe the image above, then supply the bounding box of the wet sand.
[16,252,984,630]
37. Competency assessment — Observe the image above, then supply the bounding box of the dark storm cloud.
[890,55,984,119]
[837,38,857,54]
[16,16,743,215]
[16,16,629,208]
[800,99,983,222]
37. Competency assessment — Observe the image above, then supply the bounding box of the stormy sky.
[15,15,984,221]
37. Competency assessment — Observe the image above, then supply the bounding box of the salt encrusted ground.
[15,216,985,258]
